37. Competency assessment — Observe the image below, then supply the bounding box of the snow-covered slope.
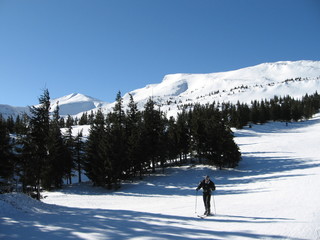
[1,60,320,119]
[50,93,107,116]
[117,60,320,117]
[0,104,29,119]
[1,113,320,239]
[0,93,107,119]
[127,60,320,102]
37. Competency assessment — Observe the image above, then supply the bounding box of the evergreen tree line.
[0,89,85,198]
[0,89,241,193]
[2,90,319,194]
[84,92,241,189]
[220,92,320,129]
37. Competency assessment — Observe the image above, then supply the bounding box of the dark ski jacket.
[196,179,216,194]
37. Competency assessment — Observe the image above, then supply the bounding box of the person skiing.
[196,175,216,216]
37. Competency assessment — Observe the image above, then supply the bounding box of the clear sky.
[1,0,319,106]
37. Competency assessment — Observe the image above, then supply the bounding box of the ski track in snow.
[1,114,320,239]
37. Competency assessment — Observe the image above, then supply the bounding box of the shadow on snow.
[0,205,301,240]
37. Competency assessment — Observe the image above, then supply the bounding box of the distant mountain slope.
[0,93,107,119]
[50,93,107,116]
[0,104,29,119]
[110,60,320,117]
[1,60,320,119]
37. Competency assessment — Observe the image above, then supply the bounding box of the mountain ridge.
[1,60,320,118]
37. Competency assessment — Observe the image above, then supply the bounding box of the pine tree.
[15,130,36,193]
[126,94,143,178]
[270,97,281,121]
[63,124,75,184]
[79,112,88,125]
[189,103,241,169]
[59,117,65,128]
[143,98,162,173]
[28,88,51,199]
[166,116,180,164]
[190,104,207,161]
[108,91,127,188]
[250,100,260,124]
[0,116,14,183]
[6,116,15,133]
[44,105,66,189]
[259,100,269,124]
[65,115,74,128]
[84,109,111,187]
[176,110,191,162]
[157,114,167,173]
[281,96,292,122]
[74,130,84,183]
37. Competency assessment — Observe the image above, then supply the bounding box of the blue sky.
[1,0,319,106]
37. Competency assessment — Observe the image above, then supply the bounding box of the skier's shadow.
[210,214,294,224]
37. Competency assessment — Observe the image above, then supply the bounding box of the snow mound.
[0,193,53,215]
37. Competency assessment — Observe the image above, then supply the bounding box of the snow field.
[1,114,320,239]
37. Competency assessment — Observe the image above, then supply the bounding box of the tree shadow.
[55,152,320,198]
[0,205,302,240]
[213,154,320,195]
[235,114,320,136]
[57,166,210,197]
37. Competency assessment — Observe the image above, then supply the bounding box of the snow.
[50,93,107,116]
[61,124,91,138]
[0,104,29,119]
[1,60,320,119]
[2,114,320,239]
[114,60,320,117]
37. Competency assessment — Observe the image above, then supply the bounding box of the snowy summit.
[120,60,320,117]
[50,93,107,116]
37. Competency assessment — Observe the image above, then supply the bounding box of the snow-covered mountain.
[50,93,107,116]
[1,60,320,119]
[0,93,107,119]
[117,60,320,117]
[0,104,30,119]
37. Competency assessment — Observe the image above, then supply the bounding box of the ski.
[197,213,214,219]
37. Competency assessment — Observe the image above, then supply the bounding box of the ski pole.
[212,193,216,215]
[195,190,198,214]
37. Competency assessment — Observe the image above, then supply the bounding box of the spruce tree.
[28,88,51,199]
[166,116,180,164]
[45,105,66,189]
[65,115,74,128]
[108,91,127,188]
[176,110,191,162]
[0,116,14,183]
[62,124,75,184]
[79,112,88,125]
[84,109,111,187]
[190,104,207,161]
[143,98,162,173]
[74,130,84,183]
[126,94,143,178]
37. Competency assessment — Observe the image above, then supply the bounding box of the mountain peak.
[52,93,102,104]
[51,93,106,116]
[121,60,320,117]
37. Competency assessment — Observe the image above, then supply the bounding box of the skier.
[196,175,216,216]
